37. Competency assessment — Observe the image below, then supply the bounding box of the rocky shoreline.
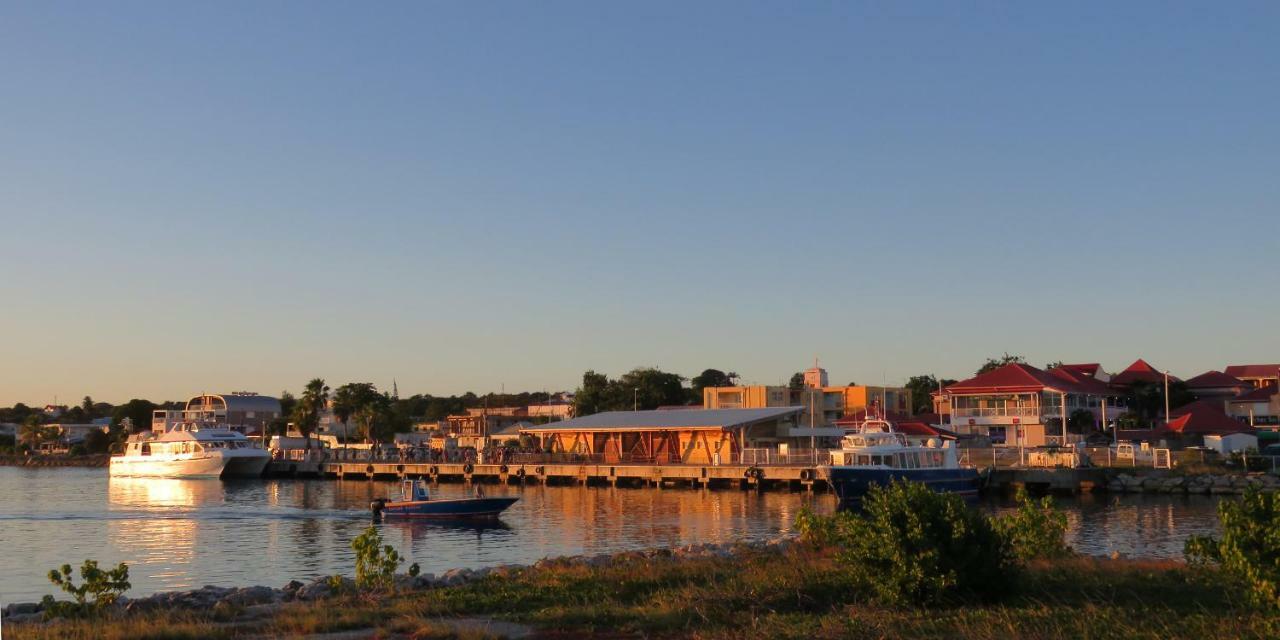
[1,537,795,626]
[0,454,109,468]
[1105,471,1280,495]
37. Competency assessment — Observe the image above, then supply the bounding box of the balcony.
[952,407,1042,418]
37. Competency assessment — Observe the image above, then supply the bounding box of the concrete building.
[154,393,282,434]
[520,407,811,464]
[702,363,911,429]
[1224,364,1280,390]
[1226,386,1279,428]
[942,363,1126,447]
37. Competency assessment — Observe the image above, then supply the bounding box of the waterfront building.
[446,405,569,448]
[1223,364,1280,390]
[1058,363,1111,382]
[520,407,814,464]
[1184,371,1250,409]
[1226,385,1279,428]
[1110,359,1178,388]
[45,423,109,444]
[153,393,282,434]
[702,363,911,429]
[941,363,1125,447]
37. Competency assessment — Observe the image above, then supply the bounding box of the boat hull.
[109,450,269,479]
[376,497,519,520]
[824,467,981,507]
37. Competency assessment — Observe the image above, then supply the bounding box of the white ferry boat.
[109,422,269,478]
[820,418,980,506]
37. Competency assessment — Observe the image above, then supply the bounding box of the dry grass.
[9,549,1278,640]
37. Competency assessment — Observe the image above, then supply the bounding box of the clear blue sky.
[2,2,1277,406]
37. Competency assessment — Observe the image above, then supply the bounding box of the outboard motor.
[370,498,387,520]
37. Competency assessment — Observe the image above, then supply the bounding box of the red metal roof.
[945,363,1102,395]
[1111,359,1178,386]
[1048,367,1114,395]
[896,422,958,439]
[1184,370,1246,390]
[1060,363,1101,378]
[1224,364,1280,379]
[1164,400,1252,436]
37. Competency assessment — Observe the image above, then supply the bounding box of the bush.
[797,480,1013,606]
[351,526,404,591]
[41,560,131,618]
[992,487,1071,561]
[68,444,87,456]
[1185,487,1280,609]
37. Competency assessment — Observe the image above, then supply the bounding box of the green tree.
[1068,408,1095,434]
[111,399,158,433]
[903,375,957,415]
[19,415,54,448]
[573,370,612,417]
[293,378,329,450]
[977,353,1025,375]
[332,383,381,442]
[83,429,112,454]
[1186,487,1280,609]
[788,372,805,391]
[618,367,687,410]
[80,396,96,420]
[689,368,739,403]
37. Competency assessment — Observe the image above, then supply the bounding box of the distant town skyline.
[2,2,1277,406]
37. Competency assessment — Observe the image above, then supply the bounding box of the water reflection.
[0,466,1227,602]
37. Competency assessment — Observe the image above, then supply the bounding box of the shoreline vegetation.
[6,484,1279,640]
[0,454,108,468]
[4,541,1275,639]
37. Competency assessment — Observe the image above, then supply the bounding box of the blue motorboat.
[371,479,518,520]
[820,418,981,507]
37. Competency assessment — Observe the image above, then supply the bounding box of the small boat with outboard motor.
[819,417,981,507]
[371,479,518,520]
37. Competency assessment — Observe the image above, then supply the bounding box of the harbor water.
[0,466,1224,603]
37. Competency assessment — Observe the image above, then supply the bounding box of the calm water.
[0,466,1224,603]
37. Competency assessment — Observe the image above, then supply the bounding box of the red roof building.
[1226,385,1280,428]
[1223,364,1280,390]
[1163,400,1251,436]
[1184,371,1251,410]
[941,363,1125,447]
[1111,359,1178,387]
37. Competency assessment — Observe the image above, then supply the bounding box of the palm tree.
[331,383,378,444]
[19,415,51,450]
[294,378,329,451]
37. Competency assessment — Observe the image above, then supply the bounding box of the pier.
[267,460,830,492]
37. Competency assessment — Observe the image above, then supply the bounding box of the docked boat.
[109,423,270,478]
[371,479,518,520]
[820,418,980,506]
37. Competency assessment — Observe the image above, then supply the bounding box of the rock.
[3,602,41,617]
[282,580,304,595]
[218,585,278,607]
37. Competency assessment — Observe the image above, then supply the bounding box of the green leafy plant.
[351,526,404,591]
[1185,487,1280,609]
[41,560,130,617]
[797,480,1014,606]
[992,487,1072,561]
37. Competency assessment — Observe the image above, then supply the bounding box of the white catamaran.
[110,422,269,478]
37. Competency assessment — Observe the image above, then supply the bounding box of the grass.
[10,548,1279,639]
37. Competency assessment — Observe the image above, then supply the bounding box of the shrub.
[41,560,131,618]
[68,444,87,456]
[1185,487,1280,609]
[798,480,1013,606]
[351,526,404,591]
[992,487,1072,561]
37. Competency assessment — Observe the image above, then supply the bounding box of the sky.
[1,2,1278,406]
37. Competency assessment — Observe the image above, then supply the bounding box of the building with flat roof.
[702,364,911,429]
[520,407,813,464]
[153,392,282,434]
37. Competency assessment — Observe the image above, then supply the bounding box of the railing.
[951,407,1044,418]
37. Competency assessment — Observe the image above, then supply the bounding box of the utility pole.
[633,388,638,412]
[1164,371,1171,429]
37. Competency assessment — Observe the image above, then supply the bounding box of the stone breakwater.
[0,454,109,468]
[1106,472,1280,495]
[1,537,797,625]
